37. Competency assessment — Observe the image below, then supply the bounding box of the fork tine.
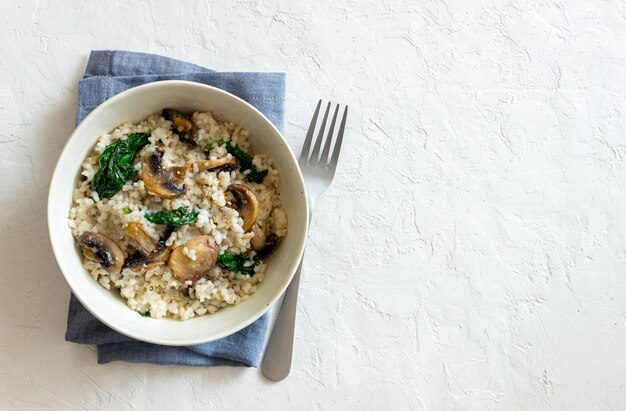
[310,102,331,162]
[300,100,322,162]
[329,106,348,168]
[320,104,340,165]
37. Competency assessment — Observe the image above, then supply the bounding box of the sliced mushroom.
[163,108,199,145]
[196,156,238,172]
[123,248,171,272]
[78,231,125,273]
[82,247,103,263]
[167,157,237,181]
[169,164,191,180]
[158,225,178,249]
[251,222,279,259]
[142,148,186,198]
[255,233,279,259]
[124,222,159,255]
[123,251,145,270]
[227,184,259,232]
[123,226,176,272]
[168,236,220,282]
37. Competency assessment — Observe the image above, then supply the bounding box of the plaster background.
[1,1,626,409]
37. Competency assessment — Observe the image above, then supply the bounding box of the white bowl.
[48,80,308,345]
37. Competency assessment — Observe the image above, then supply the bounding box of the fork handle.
[261,257,303,381]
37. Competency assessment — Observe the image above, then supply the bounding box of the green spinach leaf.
[91,133,151,198]
[145,206,198,226]
[218,252,259,276]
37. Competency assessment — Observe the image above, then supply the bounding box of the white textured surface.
[2,0,626,409]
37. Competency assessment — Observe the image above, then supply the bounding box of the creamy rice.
[69,110,287,320]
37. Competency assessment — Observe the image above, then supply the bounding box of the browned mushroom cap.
[227,184,259,232]
[124,222,159,256]
[162,108,199,145]
[196,156,238,172]
[78,231,125,273]
[142,148,186,198]
[168,236,220,282]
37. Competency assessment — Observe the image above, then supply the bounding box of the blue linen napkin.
[65,50,286,367]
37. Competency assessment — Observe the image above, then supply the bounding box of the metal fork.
[261,100,348,381]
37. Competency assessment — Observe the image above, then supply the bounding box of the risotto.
[69,108,287,320]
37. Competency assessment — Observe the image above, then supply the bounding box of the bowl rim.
[47,80,308,345]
